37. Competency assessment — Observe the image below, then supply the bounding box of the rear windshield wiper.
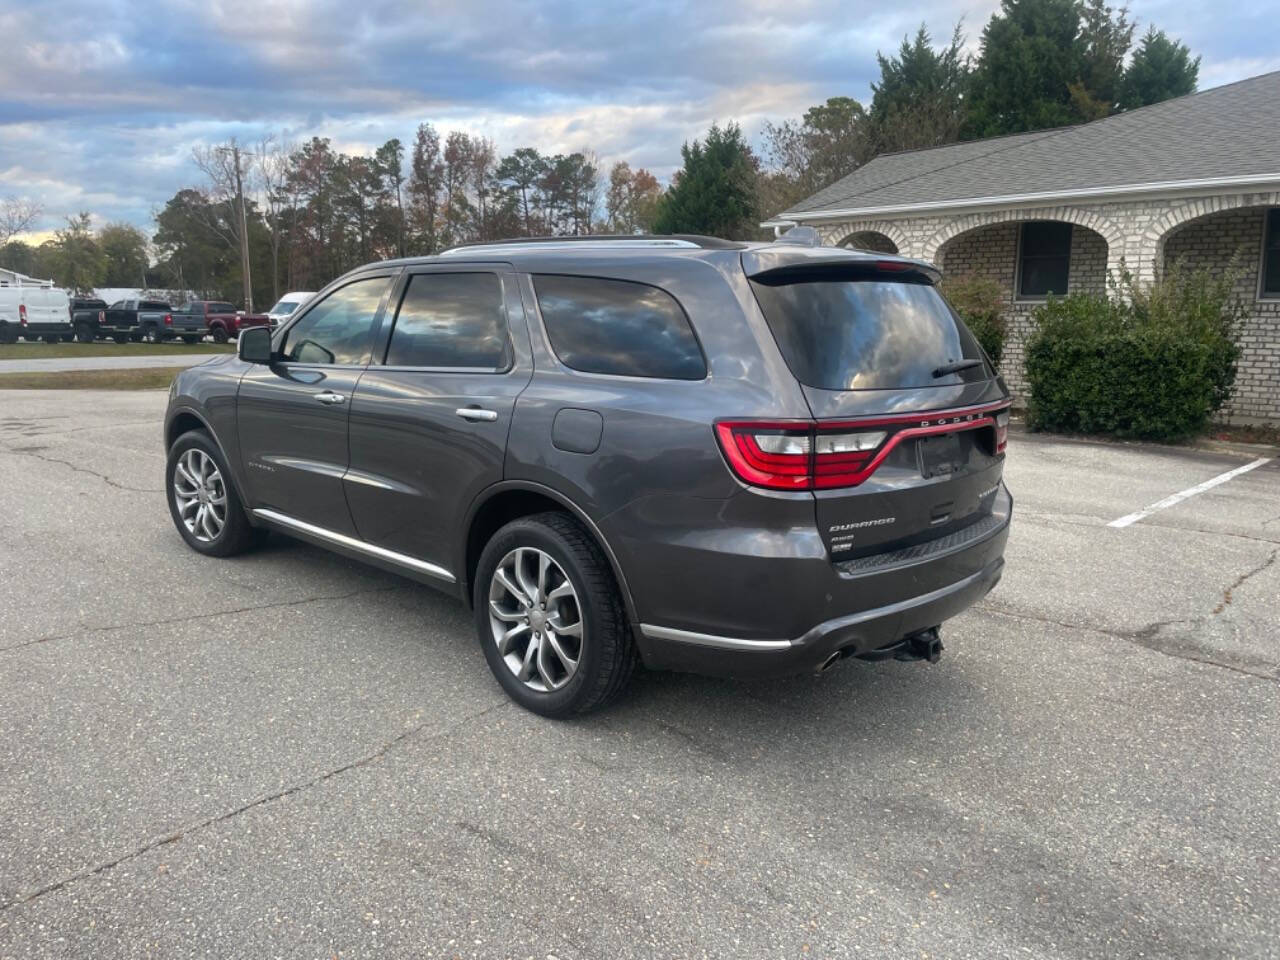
[932,358,984,378]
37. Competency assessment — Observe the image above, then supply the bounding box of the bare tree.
[1,195,42,247]
[255,135,292,304]
[193,139,255,310]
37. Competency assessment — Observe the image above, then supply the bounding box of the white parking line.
[1108,458,1272,528]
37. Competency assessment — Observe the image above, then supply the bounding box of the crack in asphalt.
[978,605,1278,684]
[1211,548,1278,614]
[0,699,509,912]
[0,584,408,654]
[0,444,159,494]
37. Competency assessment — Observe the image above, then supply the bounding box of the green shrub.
[941,275,1007,366]
[1025,262,1242,441]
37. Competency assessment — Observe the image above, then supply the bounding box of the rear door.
[237,271,397,536]
[344,266,531,574]
[746,261,1009,558]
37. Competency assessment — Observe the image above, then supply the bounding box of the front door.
[345,267,532,576]
[237,272,397,536]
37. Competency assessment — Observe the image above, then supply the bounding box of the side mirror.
[238,325,272,364]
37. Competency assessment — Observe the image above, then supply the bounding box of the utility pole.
[231,143,253,312]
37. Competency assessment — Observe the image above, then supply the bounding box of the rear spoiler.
[742,248,942,286]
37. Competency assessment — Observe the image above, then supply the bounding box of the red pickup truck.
[177,300,271,343]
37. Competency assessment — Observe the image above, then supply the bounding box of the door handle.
[313,391,346,405]
[455,407,498,422]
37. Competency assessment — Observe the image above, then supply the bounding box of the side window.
[384,272,510,369]
[1017,221,1072,299]
[1262,208,1280,298]
[532,275,706,380]
[281,276,392,366]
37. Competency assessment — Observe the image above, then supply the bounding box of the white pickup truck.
[0,273,72,344]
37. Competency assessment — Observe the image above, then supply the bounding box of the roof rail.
[439,234,746,256]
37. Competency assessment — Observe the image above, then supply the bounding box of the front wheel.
[473,512,635,717]
[181,335,201,344]
[142,324,163,344]
[166,430,262,557]
[210,326,228,344]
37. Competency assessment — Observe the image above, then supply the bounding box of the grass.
[0,368,186,390]
[0,341,233,360]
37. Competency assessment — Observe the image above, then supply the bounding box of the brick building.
[763,71,1280,423]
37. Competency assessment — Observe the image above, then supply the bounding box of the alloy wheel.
[172,448,227,542]
[487,547,584,692]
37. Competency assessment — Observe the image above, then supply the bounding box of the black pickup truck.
[69,298,107,342]
[95,299,180,343]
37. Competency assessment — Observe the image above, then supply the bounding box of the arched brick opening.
[822,220,910,254]
[922,207,1123,265]
[936,219,1110,298]
[837,230,899,254]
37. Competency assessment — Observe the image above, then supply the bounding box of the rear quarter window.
[532,274,706,380]
[748,275,988,390]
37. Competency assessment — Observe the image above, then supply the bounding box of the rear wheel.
[473,512,635,717]
[166,430,262,557]
[181,335,201,344]
[112,334,127,344]
[74,323,95,343]
[0,324,16,344]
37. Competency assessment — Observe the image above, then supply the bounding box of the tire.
[210,326,228,344]
[181,335,201,344]
[74,323,95,343]
[0,324,16,344]
[473,512,635,717]
[61,334,74,342]
[44,335,61,344]
[142,324,162,344]
[112,334,127,344]
[165,430,262,558]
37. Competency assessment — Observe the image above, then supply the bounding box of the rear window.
[748,276,988,391]
[208,302,235,313]
[533,274,706,380]
[385,272,510,369]
[141,300,171,311]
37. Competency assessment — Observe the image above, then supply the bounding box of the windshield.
[749,276,989,391]
[269,300,300,315]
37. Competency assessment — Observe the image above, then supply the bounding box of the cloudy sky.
[2,0,1277,238]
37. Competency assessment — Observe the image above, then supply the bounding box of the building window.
[1262,209,1280,299]
[1017,221,1073,299]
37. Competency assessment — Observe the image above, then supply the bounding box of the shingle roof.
[775,70,1280,220]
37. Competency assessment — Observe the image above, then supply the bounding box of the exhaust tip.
[818,650,843,674]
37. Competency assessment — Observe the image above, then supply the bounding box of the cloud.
[0,0,1270,236]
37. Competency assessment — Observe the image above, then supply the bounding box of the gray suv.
[162,233,1012,716]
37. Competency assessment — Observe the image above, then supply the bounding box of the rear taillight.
[164,313,173,325]
[716,402,1010,491]
[18,304,27,325]
[715,422,812,490]
[994,411,1009,453]
[715,422,888,491]
[98,310,105,323]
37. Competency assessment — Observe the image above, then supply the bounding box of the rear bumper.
[632,487,1011,678]
[20,322,71,336]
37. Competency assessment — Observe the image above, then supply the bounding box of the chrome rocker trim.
[638,624,792,651]
[252,508,456,584]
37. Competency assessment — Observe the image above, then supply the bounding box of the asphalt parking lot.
[1,389,1276,960]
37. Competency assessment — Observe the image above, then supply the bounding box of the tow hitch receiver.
[895,626,944,664]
